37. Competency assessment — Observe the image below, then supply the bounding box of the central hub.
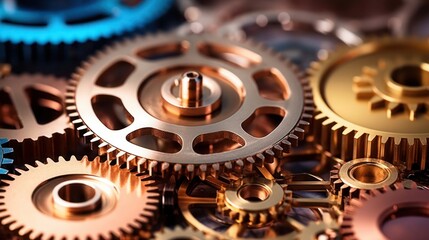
[161,71,222,116]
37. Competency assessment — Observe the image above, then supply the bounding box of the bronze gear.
[0,74,75,166]
[0,156,159,239]
[330,158,399,208]
[67,33,313,179]
[309,38,429,170]
[154,226,207,240]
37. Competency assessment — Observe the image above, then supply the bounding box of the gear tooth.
[174,163,182,173]
[199,164,208,180]
[137,157,147,173]
[148,161,158,176]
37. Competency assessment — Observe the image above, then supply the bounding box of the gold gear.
[340,182,429,240]
[0,156,159,240]
[154,226,207,240]
[309,38,429,170]
[67,33,312,178]
[0,74,75,166]
[216,177,291,226]
[330,158,399,208]
[295,220,339,240]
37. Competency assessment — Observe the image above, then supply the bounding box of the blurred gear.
[295,220,339,240]
[0,74,75,165]
[216,177,291,226]
[154,226,207,240]
[341,182,429,240]
[0,138,13,175]
[330,158,398,208]
[0,0,173,61]
[309,38,429,170]
[219,10,362,69]
[67,33,312,178]
[0,156,159,239]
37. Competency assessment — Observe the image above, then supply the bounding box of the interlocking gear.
[0,74,75,166]
[154,226,207,240]
[67,33,313,178]
[0,138,13,175]
[309,38,429,170]
[0,156,159,239]
[341,182,428,240]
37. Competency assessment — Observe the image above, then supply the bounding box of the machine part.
[341,182,429,240]
[216,177,290,226]
[67,33,313,178]
[309,38,429,170]
[0,138,13,175]
[154,226,207,240]
[295,220,340,240]
[0,74,75,166]
[330,158,398,208]
[0,0,172,62]
[219,10,362,69]
[0,156,159,239]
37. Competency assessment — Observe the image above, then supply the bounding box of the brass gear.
[0,74,75,166]
[67,33,312,178]
[340,182,429,240]
[154,226,207,240]
[0,156,159,240]
[295,220,339,240]
[309,38,429,170]
[216,177,291,226]
[0,138,13,175]
[330,158,399,208]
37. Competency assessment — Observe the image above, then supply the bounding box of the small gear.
[0,74,75,166]
[216,177,291,226]
[0,138,13,175]
[67,33,313,178]
[330,158,399,208]
[154,226,207,240]
[309,38,429,170]
[0,156,159,240]
[341,182,428,240]
[295,220,340,240]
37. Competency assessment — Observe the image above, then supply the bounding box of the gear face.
[0,138,13,175]
[67,33,312,178]
[0,156,159,240]
[0,74,75,165]
[154,226,207,240]
[309,38,429,170]
[330,158,398,208]
[341,183,429,240]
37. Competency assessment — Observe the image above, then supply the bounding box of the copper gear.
[341,182,429,240]
[0,138,13,175]
[0,156,159,240]
[309,38,429,170]
[67,33,313,178]
[154,226,207,240]
[0,73,75,166]
[216,177,291,226]
[330,158,399,208]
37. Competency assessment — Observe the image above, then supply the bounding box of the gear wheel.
[154,226,207,240]
[216,177,291,226]
[295,220,339,240]
[0,156,159,240]
[330,158,398,208]
[0,0,173,62]
[341,182,428,240]
[0,74,75,166]
[67,33,313,178]
[0,138,13,175]
[309,38,429,170]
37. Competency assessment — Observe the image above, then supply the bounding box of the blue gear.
[0,138,13,175]
[0,0,172,45]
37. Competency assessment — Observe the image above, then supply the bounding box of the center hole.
[238,184,270,202]
[391,65,429,87]
[58,182,97,203]
[186,71,199,79]
[351,164,388,184]
[382,207,429,240]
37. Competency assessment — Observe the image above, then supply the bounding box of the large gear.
[154,226,207,240]
[67,33,313,178]
[0,74,75,166]
[341,182,429,240]
[0,156,159,240]
[0,138,13,175]
[309,38,429,171]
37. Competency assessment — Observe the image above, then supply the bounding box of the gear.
[0,0,173,62]
[0,138,13,175]
[0,156,159,239]
[295,220,340,240]
[341,182,429,240]
[330,158,399,208]
[154,226,207,240]
[67,33,313,178]
[0,74,75,166]
[309,38,429,170]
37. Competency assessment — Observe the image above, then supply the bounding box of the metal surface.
[154,226,207,240]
